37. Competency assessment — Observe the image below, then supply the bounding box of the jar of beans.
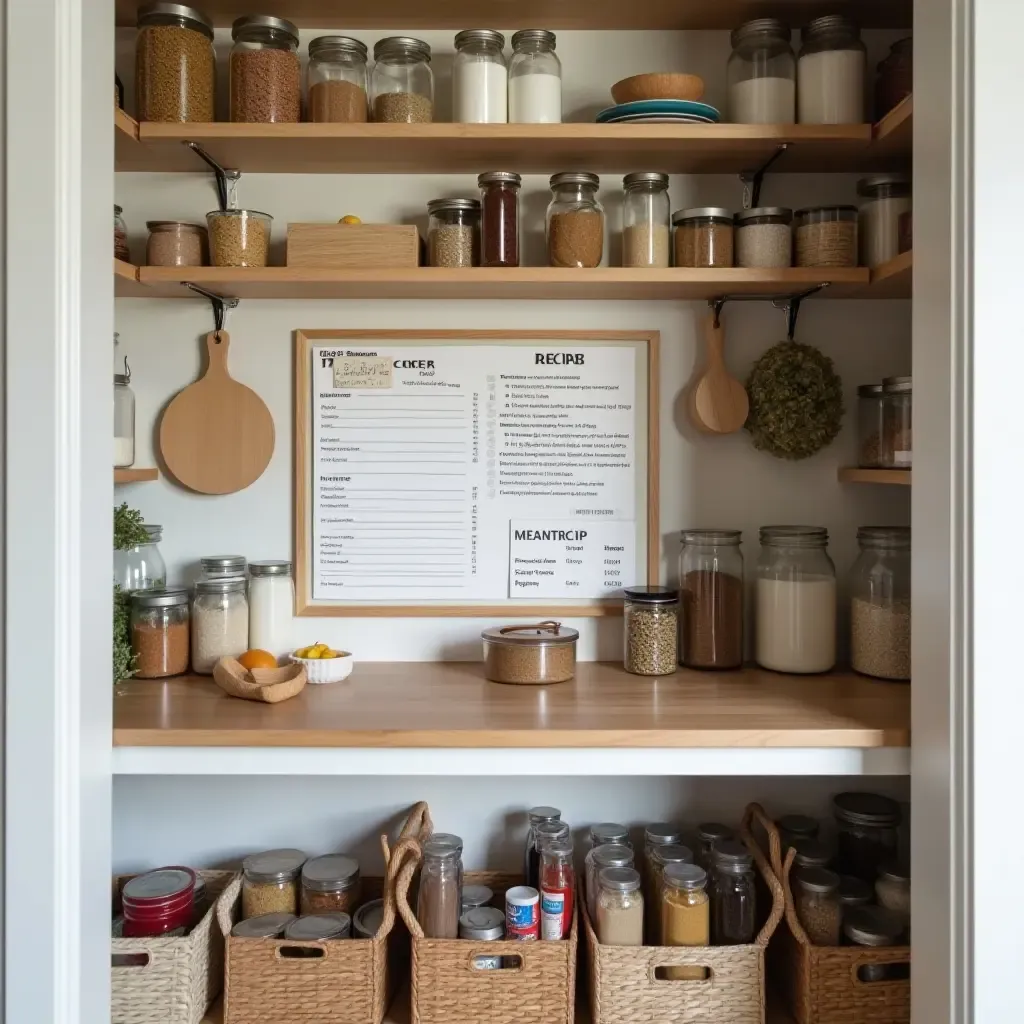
[207,209,273,267]
[547,172,604,268]
[427,199,480,268]
[479,171,521,267]
[300,854,362,915]
[146,221,207,267]
[793,867,841,945]
[230,15,301,123]
[130,588,190,679]
[623,586,679,676]
[372,37,434,123]
[621,172,671,268]
[672,208,734,268]
[241,848,307,919]
[794,205,858,267]
[735,207,792,267]
[307,36,369,123]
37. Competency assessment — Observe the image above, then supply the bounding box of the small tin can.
[231,912,297,938]
[461,884,493,911]
[122,867,197,938]
[460,906,506,969]
[505,885,540,940]
[352,898,385,939]
[283,912,351,940]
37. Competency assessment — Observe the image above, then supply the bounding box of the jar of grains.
[661,864,709,979]
[710,839,757,945]
[735,207,793,267]
[756,526,836,674]
[621,172,671,268]
[427,198,480,268]
[479,171,521,267]
[857,383,885,467]
[307,36,369,123]
[146,220,207,267]
[248,560,294,659]
[200,555,247,580]
[678,529,744,669]
[115,524,167,593]
[832,792,902,882]
[482,622,579,685]
[135,2,215,123]
[596,867,644,946]
[509,30,561,123]
[191,576,249,674]
[130,588,190,679]
[114,356,135,468]
[207,209,273,267]
[842,907,906,979]
[850,526,911,681]
[882,375,912,468]
[372,37,433,123]
[648,845,694,943]
[794,206,858,267]
[875,862,910,924]
[115,205,130,261]
[453,30,507,124]
[586,843,634,923]
[300,854,362,915]
[875,37,912,120]
[230,15,301,123]
[777,814,819,850]
[524,806,562,887]
[858,175,911,267]
[672,208,734,268]
[794,867,841,946]
[417,835,463,938]
[623,585,679,676]
[547,171,604,268]
[695,822,733,873]
[797,15,866,124]
[241,848,306,919]
[727,18,796,123]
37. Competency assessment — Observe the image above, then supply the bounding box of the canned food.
[505,885,540,940]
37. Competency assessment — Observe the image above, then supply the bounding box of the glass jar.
[547,172,604,268]
[524,806,562,887]
[695,823,733,873]
[533,820,571,888]
[453,30,507,124]
[115,205,130,262]
[508,30,561,123]
[354,899,386,939]
[837,875,873,927]
[372,37,433,123]
[850,526,911,681]
[858,175,911,268]
[589,823,630,850]
[307,36,369,123]
[114,359,135,469]
[875,863,911,928]
[794,206,858,267]
[791,838,832,872]
[479,171,521,267]
[621,172,670,268]
[672,208,734,268]
[122,867,197,938]
[200,555,247,580]
[417,835,463,938]
[231,911,296,938]
[300,854,362,915]
[797,15,866,124]
[248,560,294,659]
[230,15,301,123]
[678,529,744,669]
[728,18,796,123]
[710,839,757,945]
[191,577,249,674]
[735,207,793,268]
[623,585,679,676]
[857,383,885,467]
[648,844,694,942]
[642,822,683,935]
[241,848,306,919]
[462,885,493,912]
[876,37,912,120]
[146,220,207,267]
[540,838,575,940]
[777,814,819,850]
[832,792,902,882]
[843,907,906,977]
[794,867,841,946]
[284,913,351,940]
[661,863,710,979]
[586,843,634,924]
[207,209,273,268]
[130,588,190,679]
[882,375,913,469]
[427,199,480,268]
[135,2,215,123]
[115,524,167,592]
[596,867,643,946]
[756,525,836,674]
[481,622,578,684]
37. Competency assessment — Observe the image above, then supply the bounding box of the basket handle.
[779,845,813,947]
[395,838,426,939]
[740,802,786,947]
[217,873,243,940]
[374,802,433,943]
[382,800,433,869]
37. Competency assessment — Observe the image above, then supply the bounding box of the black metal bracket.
[182,282,240,333]
[739,143,789,209]
[708,283,829,334]
[183,141,241,212]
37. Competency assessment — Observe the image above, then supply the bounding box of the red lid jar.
[122,867,197,938]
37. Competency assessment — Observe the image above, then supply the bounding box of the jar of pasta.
[230,15,301,123]
[135,2,215,122]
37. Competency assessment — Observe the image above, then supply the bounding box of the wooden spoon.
[159,330,275,494]
[690,312,749,435]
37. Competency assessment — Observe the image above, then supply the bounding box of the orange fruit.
[238,648,278,671]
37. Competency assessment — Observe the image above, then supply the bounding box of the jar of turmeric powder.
[661,863,709,977]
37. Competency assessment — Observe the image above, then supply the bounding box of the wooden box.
[287,223,421,268]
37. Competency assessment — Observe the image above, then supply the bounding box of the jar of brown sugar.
[307,36,369,123]
[146,221,207,267]
[673,207,734,268]
[547,172,604,268]
[230,15,301,123]
[241,848,306,919]
[678,529,743,669]
[130,588,190,678]
[300,854,362,915]
[481,621,578,683]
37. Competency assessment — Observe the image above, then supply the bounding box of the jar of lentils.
[547,172,604,268]
[672,208,734,268]
[230,15,301,123]
[372,37,434,123]
[307,36,369,123]
[621,172,671,268]
[623,585,679,676]
[794,205,858,267]
[427,199,480,268]
[241,848,307,919]
[735,207,792,267]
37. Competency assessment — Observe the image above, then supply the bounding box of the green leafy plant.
[114,502,149,551]
[113,584,136,683]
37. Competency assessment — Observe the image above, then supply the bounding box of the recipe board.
[294,330,659,615]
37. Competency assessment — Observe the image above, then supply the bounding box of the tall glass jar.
[372,37,433,123]
[793,867,841,945]
[695,822,733,873]
[524,806,561,888]
[623,585,679,676]
[417,835,463,938]
[858,175,912,267]
[672,208,735,268]
[797,15,866,124]
[857,383,885,467]
[850,526,911,681]
[114,360,135,469]
[539,839,575,940]
[115,206,130,261]
[875,37,912,119]
[508,30,561,123]
[678,529,744,669]
[307,36,369,123]
[547,172,604,268]
[115,524,167,593]
[191,577,249,674]
[453,30,507,124]
[589,823,630,850]
[791,838,832,872]
[200,555,247,580]
[710,839,757,945]
[427,199,480,268]
[832,792,901,882]
[621,172,670,268]
[648,844,694,942]
[230,15,301,123]
[727,18,796,123]
[756,526,836,674]
[248,560,294,659]
[586,843,634,923]
[596,867,643,946]
[130,588,190,678]
[661,864,709,979]
[479,171,521,267]
[642,822,683,936]
[882,375,912,468]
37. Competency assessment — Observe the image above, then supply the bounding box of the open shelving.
[866,249,913,299]
[114,467,159,484]
[838,467,912,486]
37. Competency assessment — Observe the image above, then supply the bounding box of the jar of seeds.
[735,207,792,267]
[857,383,885,467]
[481,622,578,684]
[623,586,679,676]
[372,37,434,123]
[241,848,307,919]
[793,867,841,945]
[794,205,858,267]
[672,208,735,268]
[850,526,911,681]
[207,209,272,267]
[547,172,604,268]
[307,36,369,123]
[427,199,480,267]
[229,15,301,123]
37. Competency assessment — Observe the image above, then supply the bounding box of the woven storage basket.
[220,801,431,1024]
[583,803,784,1024]
[111,869,236,1024]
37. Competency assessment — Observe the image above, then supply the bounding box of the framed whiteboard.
[294,330,660,617]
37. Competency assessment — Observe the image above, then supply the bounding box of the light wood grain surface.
[838,468,912,486]
[114,467,159,484]
[873,94,913,164]
[866,249,913,300]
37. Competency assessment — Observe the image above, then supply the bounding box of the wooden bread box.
[286,222,422,268]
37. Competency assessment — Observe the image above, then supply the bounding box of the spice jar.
[547,172,604,268]
[661,864,710,978]
[417,835,463,938]
[621,172,671,268]
[135,2,215,123]
[284,913,351,940]
[479,172,521,267]
[589,823,630,851]
[372,37,433,123]
[882,375,912,468]
[623,586,678,676]
[115,524,167,593]
[794,867,841,946]
[146,220,207,267]
[115,205,130,262]
[696,823,733,873]
[249,560,294,659]
[850,526,911,681]
[460,907,506,968]
[241,848,305,919]
[797,15,866,124]
[301,854,362,915]
[230,15,301,123]
[131,588,190,679]
[207,209,273,268]
[114,356,135,468]
[735,207,793,268]
[427,198,480,268]
[122,867,197,938]
[200,555,247,580]
[794,206,858,267]
[481,622,578,684]
[586,843,634,923]
[642,823,683,937]
[876,37,912,119]
[231,912,296,938]
[307,36,369,123]
[524,806,562,887]
[191,577,249,674]
[509,30,561,123]
[453,29,507,124]
[832,792,902,882]
[648,844,694,942]
[728,18,796,123]
[596,867,643,946]
[756,525,836,674]
[672,208,734,268]
[837,875,873,925]
[858,175,911,267]
[540,838,575,940]
[710,839,757,945]
[843,907,906,976]
[678,529,744,669]
[857,383,885,467]
[777,814,819,850]
[791,838,832,872]
[353,899,386,939]
[532,820,571,889]
[875,863,910,926]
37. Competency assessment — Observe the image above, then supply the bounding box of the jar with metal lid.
[622,172,670,268]
[756,525,836,674]
[648,844,694,942]
[481,621,578,684]
[509,30,561,123]
[191,577,249,674]
[735,207,792,267]
[230,15,300,122]
[832,792,902,881]
[837,875,873,926]
[524,806,562,886]
[794,206,858,267]
[200,555,247,580]
[462,885,493,911]
[728,18,796,123]
[857,383,885,467]
[850,526,911,681]
[797,15,866,124]
[596,867,643,946]
[453,30,507,124]
[242,848,306,919]
[115,205,130,261]
[586,843,635,923]
[623,586,678,676]
[661,863,710,979]
[875,863,910,928]
[540,838,575,940]
[479,172,521,267]
[794,867,841,946]
[372,37,433,123]
[353,898,385,939]
[114,355,135,469]
[207,209,273,268]
[135,2,215,123]
[642,822,683,932]
[547,171,604,268]
[858,175,911,267]
[284,912,351,940]
[427,198,480,268]
[695,823,733,873]
[843,906,906,976]
[672,208,734,268]
[678,529,744,669]
[418,835,463,938]
[146,220,207,267]
[876,37,912,119]
[710,839,757,945]
[778,814,819,850]
[307,36,369,123]
[589,823,630,850]
[460,907,506,969]
[231,911,296,938]
[301,854,362,916]
[882,375,912,469]
[115,524,167,593]
[130,588,190,678]
[791,838,832,872]
[122,867,197,938]
[248,560,294,659]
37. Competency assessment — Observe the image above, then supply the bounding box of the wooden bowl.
[611,73,705,104]
[213,658,307,703]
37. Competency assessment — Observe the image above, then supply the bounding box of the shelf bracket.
[708,282,829,330]
[739,143,789,209]
[182,282,239,333]
[183,141,241,212]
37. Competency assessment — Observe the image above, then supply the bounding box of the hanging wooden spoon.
[690,311,749,435]
[159,331,275,494]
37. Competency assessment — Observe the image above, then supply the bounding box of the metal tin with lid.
[249,559,292,577]
[137,2,213,36]
[243,848,307,885]
[283,912,351,940]
[131,587,190,610]
[478,170,522,187]
[353,899,385,939]
[200,555,247,579]
[122,867,197,937]
[481,621,578,684]
[231,912,297,938]
[459,905,506,940]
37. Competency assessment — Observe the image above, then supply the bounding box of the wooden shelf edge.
[115,467,159,484]
[115,107,139,141]
[874,94,913,143]
[838,467,912,486]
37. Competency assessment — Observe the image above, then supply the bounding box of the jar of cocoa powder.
[678,530,744,670]
[130,588,190,678]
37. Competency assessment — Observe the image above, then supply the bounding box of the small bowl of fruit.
[289,642,354,684]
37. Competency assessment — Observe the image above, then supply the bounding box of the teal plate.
[596,99,721,122]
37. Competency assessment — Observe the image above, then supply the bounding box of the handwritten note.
[333,356,393,389]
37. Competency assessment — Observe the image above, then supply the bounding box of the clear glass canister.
[115,205,130,261]
[135,2,215,123]
[857,383,885,467]
[678,529,744,669]
[372,37,433,123]
[858,175,911,267]
[529,820,571,896]
[735,207,793,268]
[200,555,247,580]
[146,220,207,267]
[230,15,301,123]
[777,814,819,850]
[547,172,604,268]
[843,907,905,977]
[307,36,369,123]
[794,867,841,946]
[643,823,683,920]
[509,30,561,123]
[479,171,521,267]
[586,843,634,923]
[710,839,757,945]
[114,359,135,469]
[672,208,734,268]
[876,37,912,120]
[791,838,832,872]
[481,621,578,684]
[453,29,507,124]
[300,854,362,915]
[794,206,858,267]
[623,585,679,676]
[115,524,167,592]
[248,560,294,659]
[696,822,733,873]
[797,15,866,124]
[875,862,911,923]
[241,848,306,919]
[207,209,273,268]
[882,375,912,468]
[596,867,644,946]
[191,577,249,674]
[621,172,671,268]
[648,844,693,942]
[427,198,480,268]
[756,525,836,674]
[661,864,709,979]
[832,792,902,882]
[728,18,796,123]
[837,874,873,925]
[524,806,562,887]
[850,526,911,681]
[418,835,464,938]
[590,823,630,850]
[130,588,190,678]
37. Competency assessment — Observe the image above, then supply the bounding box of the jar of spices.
[797,15,866,124]
[850,526,911,681]
[130,588,190,678]
[648,844,695,943]
[417,835,463,938]
[540,838,575,940]
[533,820,571,878]
[481,622,578,684]
[857,383,885,467]
[728,18,796,123]
[509,30,561,123]
[146,220,207,267]
[794,867,841,946]
[756,525,836,674]
[623,586,678,676]
[122,867,197,938]
[832,792,902,882]
[791,838,832,872]
[231,912,296,938]
[307,36,369,123]
[135,2,215,123]
[843,907,906,977]
[115,205,130,262]
[241,848,306,919]
[678,529,744,670]
[596,867,643,946]
[207,209,273,268]
[586,843,634,923]
[115,524,167,593]
[479,171,521,267]
[858,175,911,268]
[672,208,734,268]
[547,172,604,268]
[621,172,671,268]
[284,913,351,940]
[372,37,433,123]
[875,37,912,119]
[882,375,912,468]
[524,806,562,887]
[114,356,135,469]
[230,15,301,123]
[191,577,249,674]
[589,823,630,850]
[794,206,858,267]
[710,839,757,945]
[248,560,294,660]
[661,864,710,978]
[735,207,793,268]
[642,823,683,937]
[427,198,480,268]
[695,823,733,873]
[777,814,819,850]
[460,907,506,968]
[200,555,247,580]
[875,862,910,926]
[453,30,507,124]
[300,854,362,916]
[837,875,873,926]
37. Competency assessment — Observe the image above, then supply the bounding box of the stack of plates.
[595,100,721,124]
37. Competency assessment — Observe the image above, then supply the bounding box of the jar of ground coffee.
[479,171,521,267]
[678,529,744,669]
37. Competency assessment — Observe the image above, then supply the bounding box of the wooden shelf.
[873,94,913,165]
[115,467,159,484]
[867,249,913,299]
[838,467,912,486]
[114,258,151,297]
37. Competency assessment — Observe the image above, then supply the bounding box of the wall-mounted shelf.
[866,249,913,299]
[838,467,911,485]
[114,258,151,297]
[115,467,159,484]
[873,94,913,164]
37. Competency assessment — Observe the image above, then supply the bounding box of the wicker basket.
[111,869,237,1024]
[583,804,784,1024]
